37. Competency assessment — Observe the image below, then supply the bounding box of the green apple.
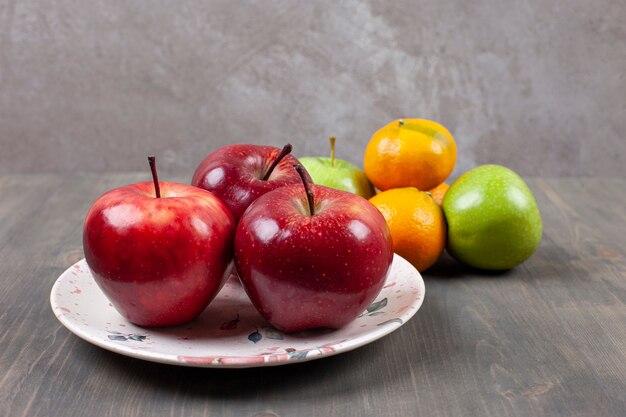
[442,164,542,270]
[299,137,375,199]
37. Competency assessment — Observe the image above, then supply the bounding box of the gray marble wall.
[1,0,625,178]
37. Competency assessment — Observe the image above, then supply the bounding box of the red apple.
[191,144,312,222]
[83,157,235,327]
[234,165,394,332]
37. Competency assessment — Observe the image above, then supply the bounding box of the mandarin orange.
[369,187,446,272]
[364,119,457,191]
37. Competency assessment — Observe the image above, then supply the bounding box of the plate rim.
[50,254,425,368]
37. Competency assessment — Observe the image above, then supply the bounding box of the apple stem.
[261,143,293,181]
[398,119,404,127]
[147,155,161,198]
[329,136,336,168]
[294,164,315,216]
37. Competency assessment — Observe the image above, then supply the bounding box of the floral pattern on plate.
[50,254,425,368]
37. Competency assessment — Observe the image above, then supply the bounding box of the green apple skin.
[442,165,542,270]
[299,157,375,199]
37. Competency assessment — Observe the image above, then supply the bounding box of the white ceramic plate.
[50,254,424,368]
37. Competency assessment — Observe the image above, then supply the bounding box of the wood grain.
[0,175,624,417]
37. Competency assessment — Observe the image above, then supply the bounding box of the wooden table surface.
[1,174,625,417]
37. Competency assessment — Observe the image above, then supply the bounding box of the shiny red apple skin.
[191,144,312,222]
[234,184,394,333]
[83,181,236,327]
